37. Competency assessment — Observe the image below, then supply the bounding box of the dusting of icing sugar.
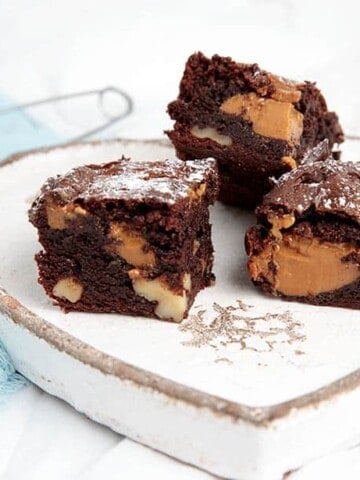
[82,159,213,203]
[267,159,360,223]
[322,198,332,209]
[34,157,217,207]
[179,301,305,352]
[338,197,346,207]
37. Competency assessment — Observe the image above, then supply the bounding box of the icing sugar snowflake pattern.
[179,301,305,353]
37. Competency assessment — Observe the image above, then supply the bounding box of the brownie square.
[167,52,344,208]
[245,149,360,309]
[29,157,218,322]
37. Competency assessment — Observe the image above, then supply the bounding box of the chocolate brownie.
[245,152,360,309]
[29,157,218,322]
[167,52,344,208]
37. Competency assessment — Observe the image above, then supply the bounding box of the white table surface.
[0,0,360,478]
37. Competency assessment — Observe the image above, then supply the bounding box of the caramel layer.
[106,222,155,268]
[220,92,303,145]
[268,74,302,103]
[46,202,87,230]
[249,234,360,297]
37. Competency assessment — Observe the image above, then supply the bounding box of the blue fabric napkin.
[0,341,28,396]
[0,93,59,159]
[0,93,59,395]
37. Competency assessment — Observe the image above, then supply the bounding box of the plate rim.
[1,137,359,427]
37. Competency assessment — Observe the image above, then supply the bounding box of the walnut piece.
[53,277,83,303]
[129,270,191,322]
[191,126,232,146]
[268,213,296,239]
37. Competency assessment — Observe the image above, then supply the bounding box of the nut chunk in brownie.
[29,157,218,322]
[245,155,360,309]
[167,52,344,208]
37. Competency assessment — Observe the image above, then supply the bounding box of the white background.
[1,0,360,139]
[1,1,360,478]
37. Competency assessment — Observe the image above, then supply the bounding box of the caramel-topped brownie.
[29,157,218,322]
[167,52,344,208]
[245,153,360,309]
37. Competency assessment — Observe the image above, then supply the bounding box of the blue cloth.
[0,93,59,159]
[0,93,59,395]
[0,340,28,395]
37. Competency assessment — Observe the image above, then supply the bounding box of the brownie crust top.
[259,158,360,224]
[170,52,343,141]
[176,51,303,105]
[30,157,217,212]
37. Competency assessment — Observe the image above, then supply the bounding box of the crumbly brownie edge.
[168,124,292,207]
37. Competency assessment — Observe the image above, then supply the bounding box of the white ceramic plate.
[0,139,360,480]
